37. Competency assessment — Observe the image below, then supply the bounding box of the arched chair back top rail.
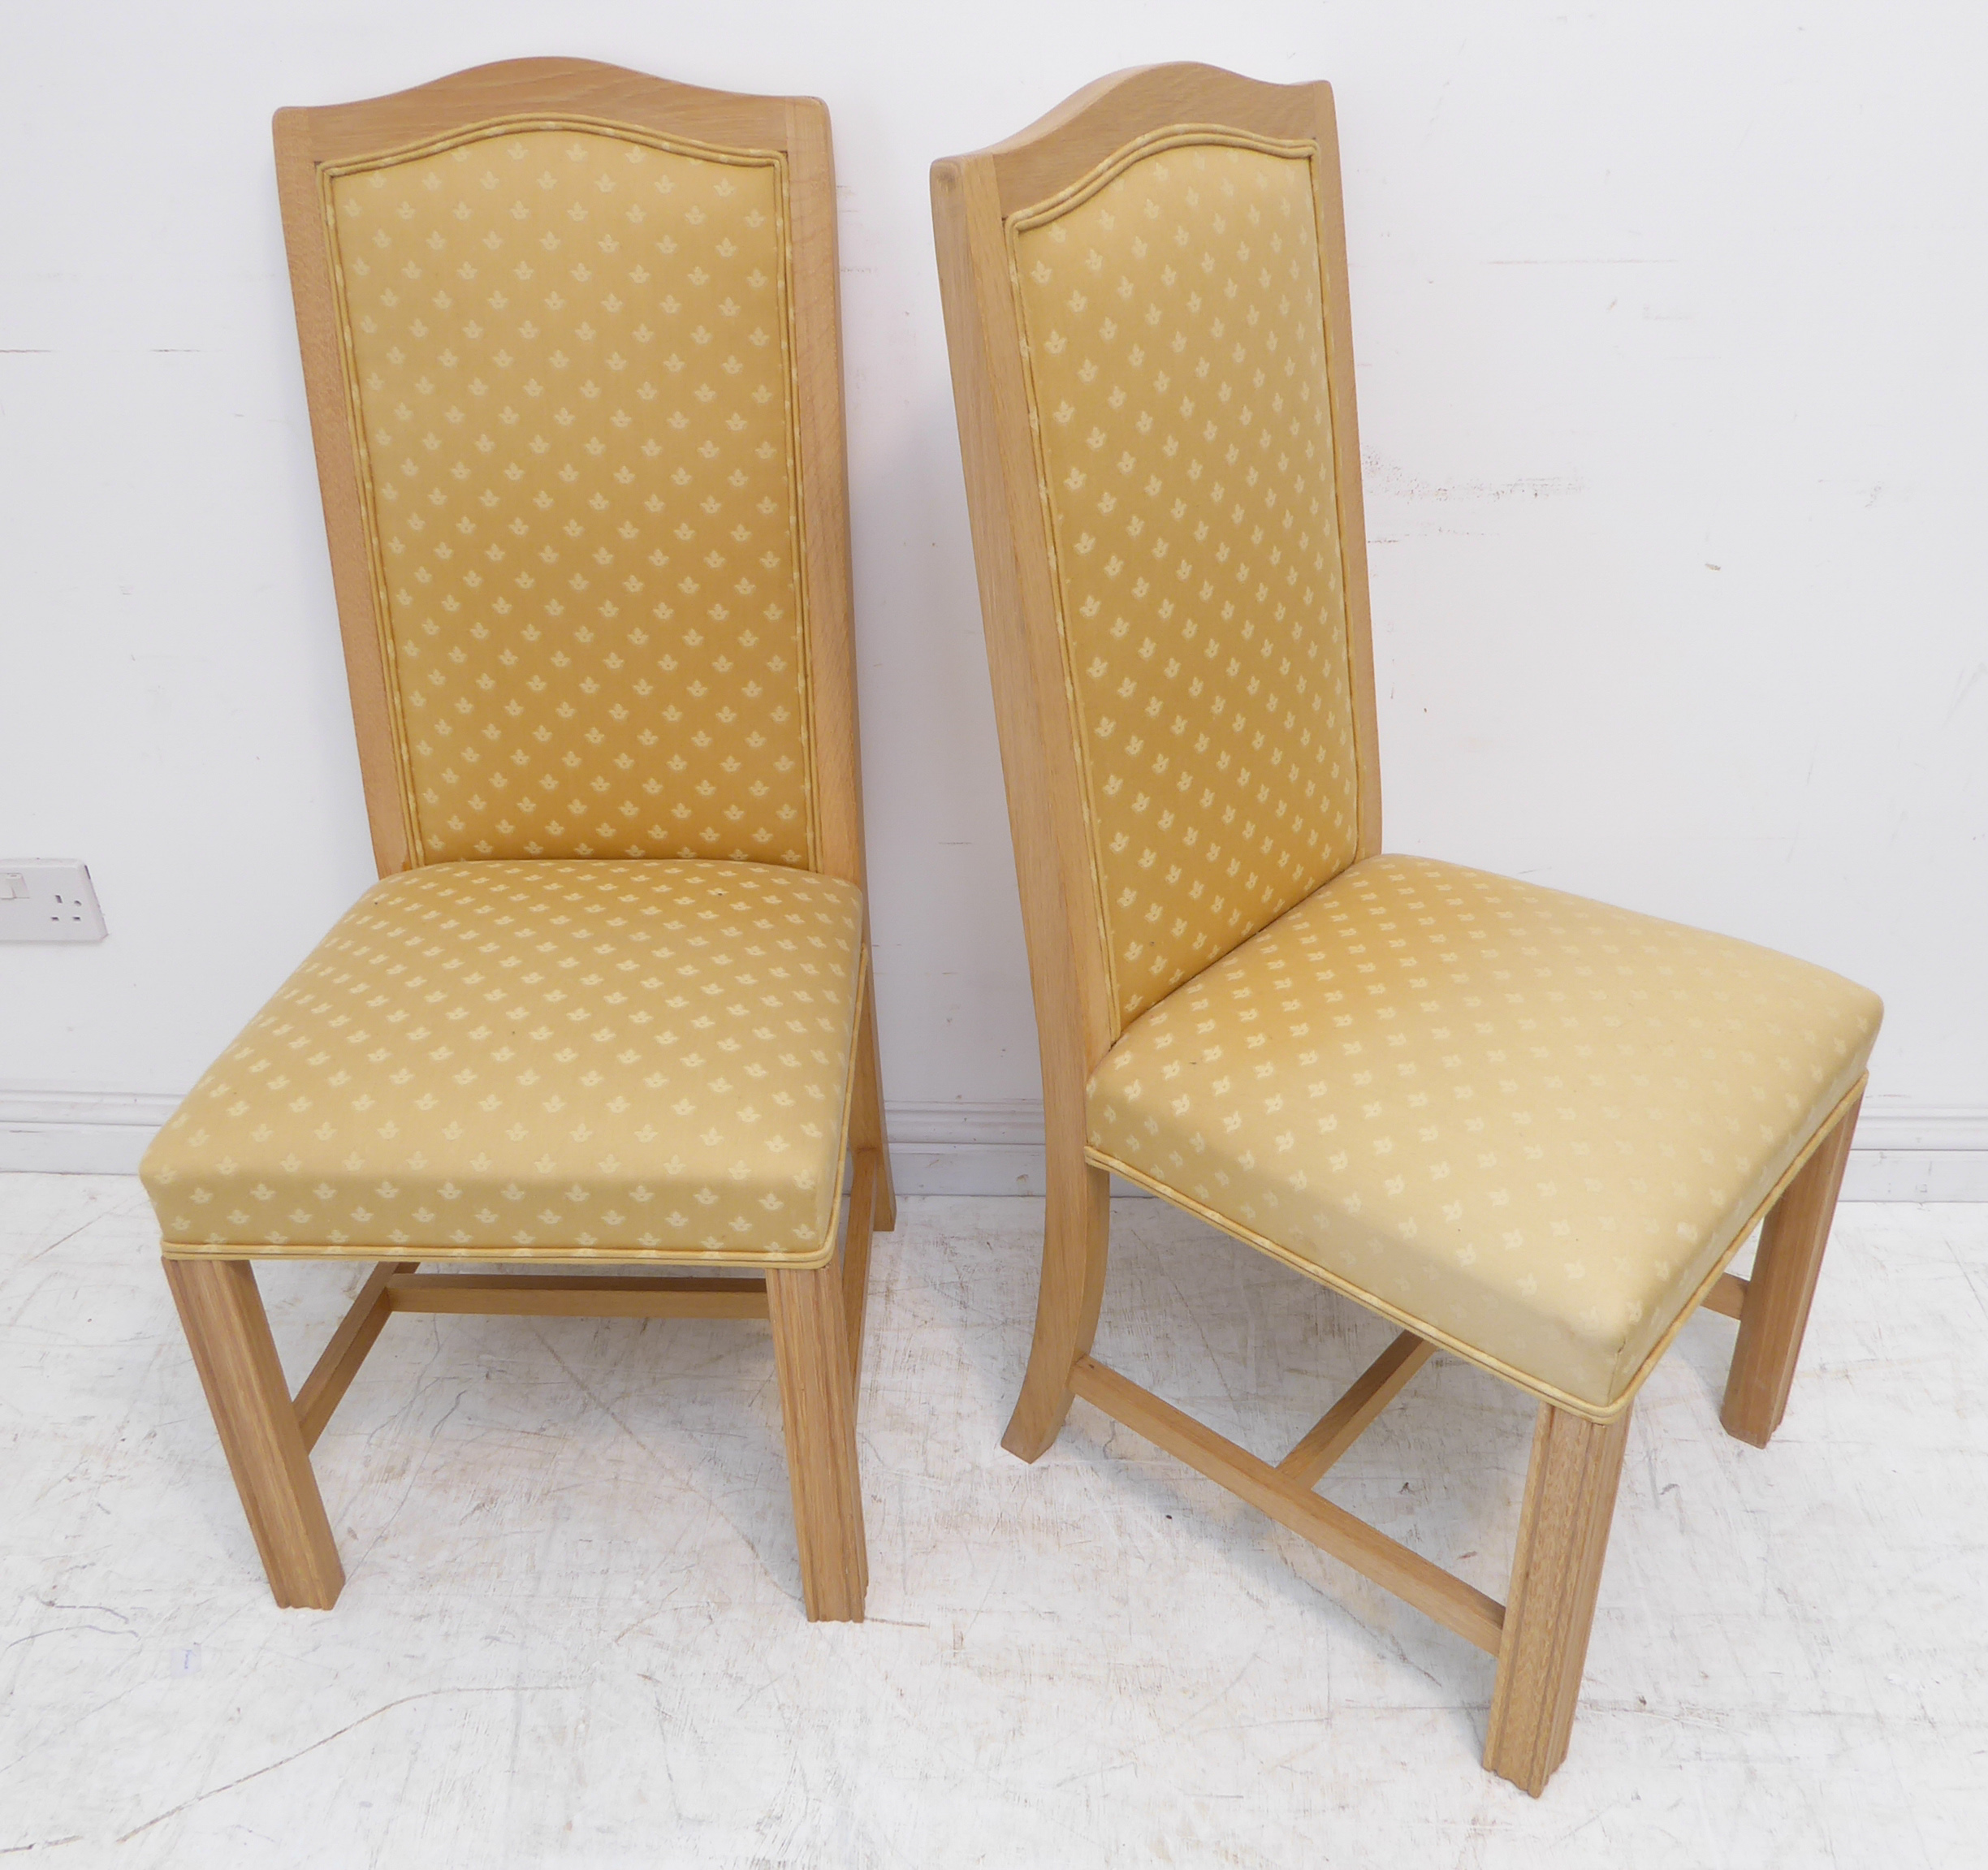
[931,62,1880,1793]
[142,60,890,1627]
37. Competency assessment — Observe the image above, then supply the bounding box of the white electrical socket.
[0,861,108,943]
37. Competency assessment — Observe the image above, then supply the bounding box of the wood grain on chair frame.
[931,61,1873,1791]
[153,58,892,1625]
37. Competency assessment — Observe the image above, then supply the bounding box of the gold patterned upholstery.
[326,127,816,866]
[936,65,1890,1786]
[1088,855,1882,1411]
[1009,136,1363,1026]
[143,861,863,1264]
[141,67,888,1630]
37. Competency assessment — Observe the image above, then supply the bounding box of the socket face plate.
[0,861,107,943]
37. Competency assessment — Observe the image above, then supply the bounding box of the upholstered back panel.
[1009,135,1363,1027]
[325,125,816,866]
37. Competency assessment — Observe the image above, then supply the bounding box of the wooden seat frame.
[931,62,1862,1791]
[162,60,893,1626]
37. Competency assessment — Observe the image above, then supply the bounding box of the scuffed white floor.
[2,1173,1983,1867]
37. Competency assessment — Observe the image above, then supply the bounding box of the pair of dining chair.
[142,58,1882,1794]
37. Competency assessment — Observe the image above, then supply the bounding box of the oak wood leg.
[841,1150,880,1384]
[1722,1089,1861,1449]
[1000,1139,1110,1463]
[767,1261,867,1621]
[163,1258,344,1609]
[850,958,896,1233]
[1484,1401,1631,1796]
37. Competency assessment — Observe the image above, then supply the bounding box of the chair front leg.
[767,1261,867,1621]
[1484,1401,1631,1796]
[1000,1132,1110,1463]
[163,1258,344,1609]
[1722,1086,1861,1449]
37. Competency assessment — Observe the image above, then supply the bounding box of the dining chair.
[142,58,892,1624]
[931,62,1880,1790]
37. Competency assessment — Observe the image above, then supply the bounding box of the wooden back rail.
[289,1147,882,1454]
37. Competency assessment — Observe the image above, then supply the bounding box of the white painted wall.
[3,0,1983,1191]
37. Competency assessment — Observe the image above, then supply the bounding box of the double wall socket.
[0,861,107,943]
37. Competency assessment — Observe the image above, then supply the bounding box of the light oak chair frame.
[931,62,1862,1790]
[164,59,892,1624]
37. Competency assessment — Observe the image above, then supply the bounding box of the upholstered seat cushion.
[142,860,865,1264]
[1087,854,1881,1414]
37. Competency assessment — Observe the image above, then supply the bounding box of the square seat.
[143,860,867,1265]
[1087,854,1881,1413]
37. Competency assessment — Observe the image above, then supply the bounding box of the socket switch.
[0,861,108,943]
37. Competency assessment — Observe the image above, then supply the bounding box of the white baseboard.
[880,1100,1052,1196]
[1839,1150,1988,1200]
[0,1090,181,1176]
[1835,1101,1988,1198]
[2,1090,1983,1199]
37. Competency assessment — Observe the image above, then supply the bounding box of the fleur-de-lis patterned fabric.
[143,861,864,1264]
[1009,136,1362,1030]
[1087,856,1882,1414]
[326,127,816,866]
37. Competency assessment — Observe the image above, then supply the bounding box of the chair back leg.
[1484,1401,1632,1795]
[1722,1087,1861,1448]
[1001,1148,1111,1462]
[841,1151,882,1382]
[767,1262,868,1621]
[163,1259,344,1609]
[851,965,897,1233]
